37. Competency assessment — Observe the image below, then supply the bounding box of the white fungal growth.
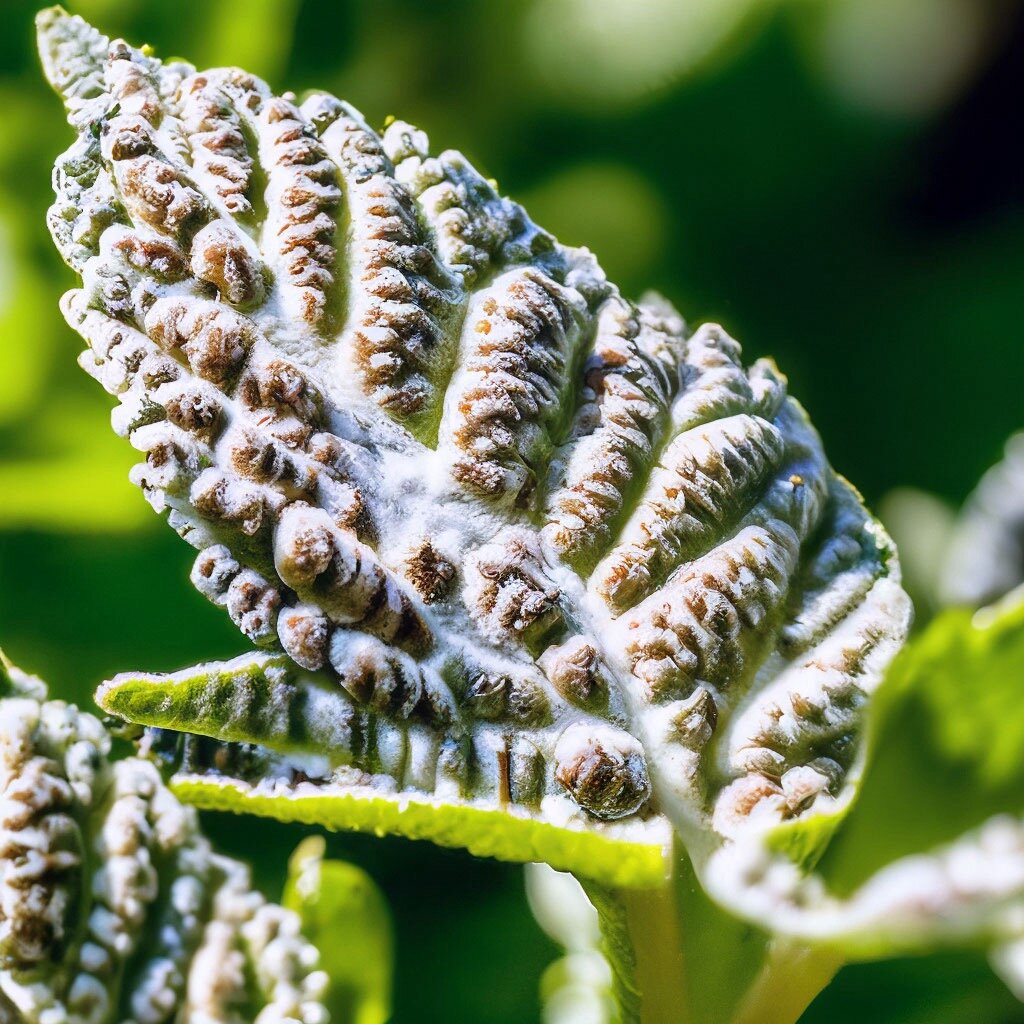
[40,8,911,863]
[0,657,329,1024]
[554,722,651,821]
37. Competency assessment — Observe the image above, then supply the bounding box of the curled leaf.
[40,9,909,892]
[703,593,1024,961]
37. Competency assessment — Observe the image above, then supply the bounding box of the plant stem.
[581,842,842,1024]
[730,940,842,1024]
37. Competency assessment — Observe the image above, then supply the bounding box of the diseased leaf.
[38,7,911,893]
[0,653,331,1024]
[100,650,672,889]
[703,592,1024,960]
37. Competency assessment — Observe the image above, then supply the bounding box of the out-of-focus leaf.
[526,865,617,1024]
[283,835,393,1024]
[941,432,1024,609]
[524,0,771,109]
[879,487,956,619]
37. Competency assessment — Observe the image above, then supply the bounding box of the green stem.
[730,939,842,1024]
[581,843,842,1024]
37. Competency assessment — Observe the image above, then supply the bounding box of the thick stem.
[581,843,842,1024]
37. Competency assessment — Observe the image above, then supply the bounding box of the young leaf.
[39,8,911,899]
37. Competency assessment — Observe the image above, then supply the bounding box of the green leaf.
[702,590,1024,961]
[97,654,674,889]
[283,836,393,1024]
[818,591,1024,894]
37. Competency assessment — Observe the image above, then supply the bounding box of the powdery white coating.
[0,658,329,1024]
[706,813,1024,956]
[543,294,687,569]
[41,10,910,847]
[178,72,258,219]
[257,96,341,330]
[382,118,554,287]
[593,412,788,613]
[441,266,595,501]
[305,95,463,420]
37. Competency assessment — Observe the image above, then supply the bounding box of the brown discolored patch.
[190,222,264,306]
[403,540,456,603]
[539,636,603,706]
[554,723,651,821]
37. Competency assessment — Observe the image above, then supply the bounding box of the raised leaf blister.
[39,7,910,891]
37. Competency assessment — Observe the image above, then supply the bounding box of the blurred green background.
[2,0,1023,1020]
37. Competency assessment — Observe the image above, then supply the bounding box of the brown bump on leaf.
[190,469,266,536]
[112,233,189,281]
[145,299,254,384]
[273,504,336,588]
[229,429,288,484]
[225,570,281,644]
[278,605,330,671]
[104,118,208,238]
[190,222,264,306]
[163,386,221,437]
[538,636,604,706]
[403,539,456,603]
[463,528,563,644]
[553,722,651,821]
[190,544,240,602]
